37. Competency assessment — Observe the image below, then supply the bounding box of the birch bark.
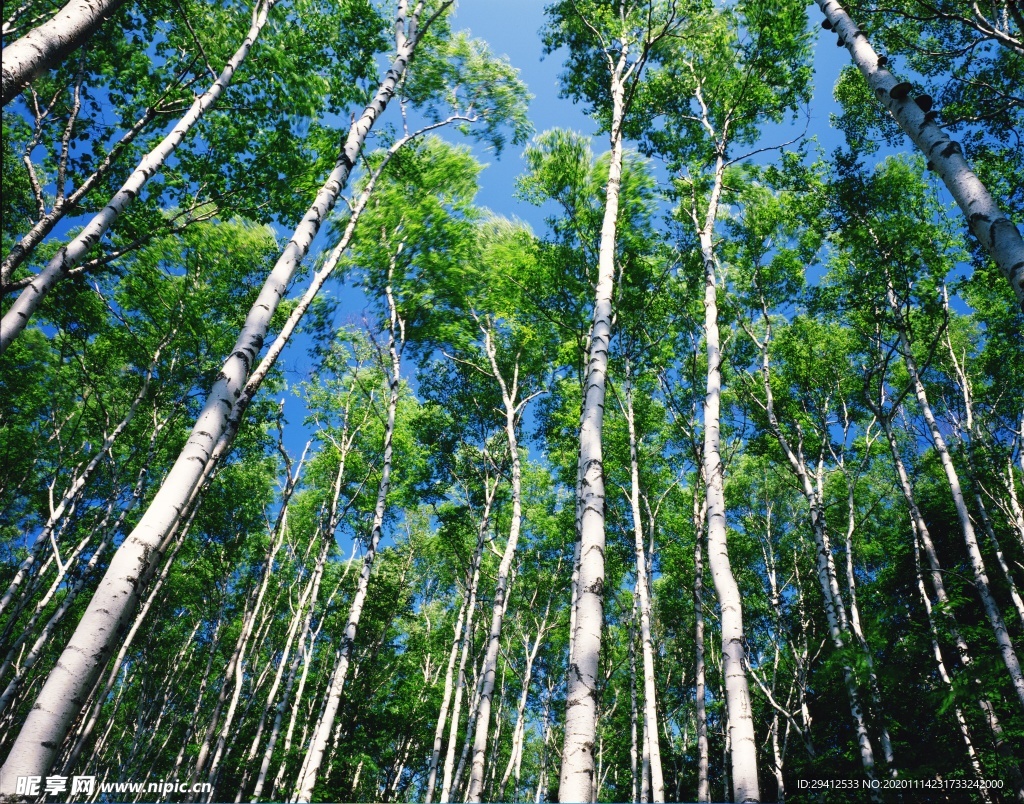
[816,0,1024,311]
[293,269,404,802]
[831,430,897,776]
[0,7,425,789]
[199,445,306,797]
[944,324,1024,629]
[249,380,368,801]
[1,0,130,105]
[913,518,992,800]
[439,561,484,802]
[0,0,278,352]
[693,489,710,804]
[674,107,760,796]
[700,222,759,803]
[629,596,640,803]
[620,366,665,801]
[560,63,625,804]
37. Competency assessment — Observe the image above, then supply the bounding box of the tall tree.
[540,4,679,797]
[645,0,813,795]
[0,2,432,787]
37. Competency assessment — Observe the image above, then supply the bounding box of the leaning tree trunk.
[886,282,1024,712]
[559,60,625,804]
[816,0,1024,310]
[1,0,130,105]
[293,274,404,803]
[0,0,278,353]
[246,535,327,802]
[199,445,306,797]
[0,7,425,790]
[834,457,897,776]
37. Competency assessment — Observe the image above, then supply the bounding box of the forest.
[1,0,1023,801]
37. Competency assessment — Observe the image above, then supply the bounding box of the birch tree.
[540,4,680,796]
[0,3,431,787]
[1,0,131,105]
[646,0,813,794]
[816,0,1024,310]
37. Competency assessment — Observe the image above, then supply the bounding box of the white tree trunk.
[559,68,625,804]
[836,461,897,776]
[693,490,710,804]
[247,538,326,801]
[60,512,193,776]
[450,645,487,801]
[621,367,665,801]
[293,276,404,802]
[629,596,640,803]
[271,558,350,799]
[201,447,306,798]
[887,283,1024,711]
[249,392,364,801]
[700,219,760,803]
[944,320,1024,630]
[1005,458,1024,552]
[0,10,422,789]
[816,0,1024,310]
[465,327,527,802]
[440,568,483,803]
[0,0,278,352]
[423,594,471,801]
[1,0,130,105]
